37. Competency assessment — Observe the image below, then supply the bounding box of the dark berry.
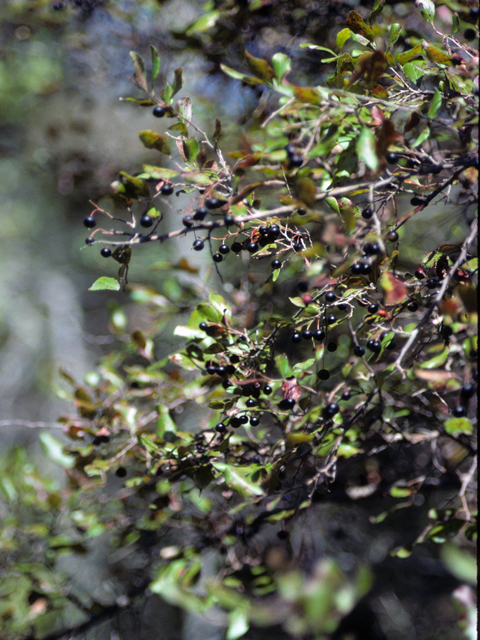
[452,405,467,417]
[313,329,326,342]
[224,215,235,226]
[263,386,272,395]
[341,389,351,400]
[337,303,348,311]
[426,278,438,289]
[250,416,260,427]
[327,342,337,352]
[288,154,303,168]
[366,339,381,353]
[386,151,398,164]
[271,259,282,270]
[386,339,397,350]
[259,225,269,235]
[231,242,243,253]
[326,315,337,325]
[464,28,477,40]
[285,144,296,157]
[415,268,425,280]
[351,263,363,275]
[199,322,209,331]
[85,237,95,245]
[302,329,313,340]
[83,216,96,228]
[291,332,302,343]
[367,303,378,314]
[470,8,479,20]
[407,301,419,312]
[411,196,427,206]
[363,242,381,255]
[267,224,280,240]
[216,366,227,376]
[100,247,112,258]
[278,398,295,410]
[115,466,127,478]
[153,105,166,117]
[239,414,249,425]
[206,364,217,375]
[440,325,453,338]
[296,208,307,216]
[140,214,154,228]
[361,207,373,220]
[293,241,304,252]
[205,197,223,209]
[193,239,205,251]
[387,230,399,242]
[323,402,339,417]
[325,292,336,303]
[359,262,372,275]
[222,380,232,389]
[215,422,227,432]
[246,242,258,253]
[259,236,270,247]
[460,383,475,399]
[297,281,308,293]
[225,365,235,375]
[160,183,174,195]
[246,398,257,408]
[229,354,240,364]
[193,207,208,221]
[219,244,230,255]
[277,530,289,540]
[353,346,365,357]
[230,416,242,428]
[317,369,330,380]
[182,216,194,228]
[212,253,223,263]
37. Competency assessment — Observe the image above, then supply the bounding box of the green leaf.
[272,52,291,81]
[150,45,161,82]
[119,97,156,107]
[415,0,435,23]
[212,462,264,497]
[368,0,385,25]
[172,68,184,98]
[337,28,352,51]
[129,51,148,92]
[412,125,431,148]
[89,277,121,292]
[138,165,179,181]
[157,405,177,438]
[276,354,292,378]
[441,543,477,585]
[227,608,249,640]
[388,24,403,50]
[397,44,423,66]
[444,417,473,436]
[39,433,75,468]
[427,88,442,118]
[185,10,221,35]
[139,130,171,155]
[244,50,274,83]
[452,13,460,36]
[356,127,378,172]
[403,62,423,83]
[325,197,340,214]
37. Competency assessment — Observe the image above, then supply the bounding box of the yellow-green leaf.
[89,277,121,292]
[244,50,274,83]
[139,130,171,155]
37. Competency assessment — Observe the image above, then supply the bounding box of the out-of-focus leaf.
[346,10,375,41]
[444,418,473,436]
[397,44,423,66]
[139,130,171,155]
[427,88,442,118]
[89,277,121,292]
[441,544,477,585]
[39,433,75,469]
[380,271,408,305]
[415,0,435,23]
[129,51,148,92]
[357,127,378,172]
[150,45,161,82]
[295,176,317,207]
[157,405,177,438]
[245,50,274,83]
[337,28,352,51]
[172,68,184,97]
[423,44,452,66]
[139,166,179,181]
[212,462,264,497]
[119,97,156,107]
[368,0,385,25]
[272,52,291,80]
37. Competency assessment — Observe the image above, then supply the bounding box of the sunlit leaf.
[39,433,75,468]
[89,277,121,292]
[357,127,378,172]
[415,0,435,23]
[139,130,171,155]
[150,45,161,82]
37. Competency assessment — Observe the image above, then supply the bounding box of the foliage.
[0,2,478,639]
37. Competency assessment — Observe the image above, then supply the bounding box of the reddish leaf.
[282,376,301,402]
[381,270,408,305]
[346,10,375,41]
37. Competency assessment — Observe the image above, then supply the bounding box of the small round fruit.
[460,383,475,399]
[359,262,372,275]
[324,402,339,417]
[199,322,209,331]
[263,385,272,395]
[386,230,399,242]
[278,398,295,410]
[140,214,154,228]
[326,315,337,325]
[386,151,398,164]
[426,278,438,289]
[367,303,378,314]
[364,242,381,255]
[293,241,304,252]
[193,207,208,221]
[239,414,249,425]
[271,259,281,270]
[215,422,227,432]
[224,215,235,226]
[290,332,302,343]
[353,346,365,357]
[452,405,467,417]
[249,416,260,427]
[206,364,217,375]
[100,247,112,258]
[153,105,166,118]
[83,215,96,228]
[259,225,269,235]
[193,239,205,251]
[246,398,257,408]
[288,154,303,168]
[337,303,348,311]
[415,268,425,280]
[267,224,280,240]
[212,253,223,263]
[407,301,418,312]
[231,242,243,253]
[297,281,308,293]
[296,208,307,215]
[325,292,336,303]
[313,329,326,342]
[351,262,362,275]
[85,237,95,245]
[361,206,373,220]
[302,329,313,340]
[216,365,227,376]
[246,242,258,253]
[230,416,242,428]
[341,389,351,400]
[317,369,330,380]
[366,339,381,353]
[115,467,127,478]
[470,8,479,19]
[160,183,174,195]
[327,342,337,352]
[464,28,476,40]
[205,197,222,209]
[182,216,194,228]
[219,244,230,255]
[411,196,427,206]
